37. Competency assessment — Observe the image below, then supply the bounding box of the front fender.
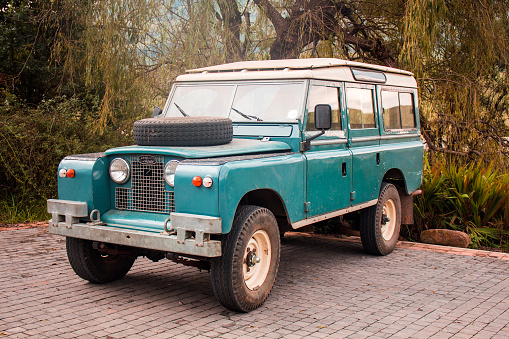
[218,153,305,234]
[57,153,110,216]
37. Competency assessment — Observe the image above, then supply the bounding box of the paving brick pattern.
[1,227,509,338]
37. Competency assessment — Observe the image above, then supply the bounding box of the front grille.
[115,155,175,214]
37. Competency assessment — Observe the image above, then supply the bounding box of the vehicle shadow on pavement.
[75,233,368,313]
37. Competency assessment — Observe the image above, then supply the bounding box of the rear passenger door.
[345,83,382,205]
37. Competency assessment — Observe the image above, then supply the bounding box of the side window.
[400,93,416,129]
[306,85,341,132]
[346,87,375,129]
[382,91,416,130]
[381,91,400,129]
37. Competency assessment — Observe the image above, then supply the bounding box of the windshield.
[164,82,305,122]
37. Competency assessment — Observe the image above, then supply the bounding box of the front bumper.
[47,199,222,257]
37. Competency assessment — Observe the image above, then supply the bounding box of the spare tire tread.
[133,116,233,146]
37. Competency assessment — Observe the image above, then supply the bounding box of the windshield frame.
[161,80,307,123]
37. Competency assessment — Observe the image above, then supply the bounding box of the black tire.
[66,237,136,283]
[211,205,280,312]
[133,116,233,146]
[360,183,401,256]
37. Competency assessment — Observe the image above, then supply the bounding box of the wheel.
[211,205,280,312]
[133,116,233,146]
[360,183,401,255]
[66,237,136,283]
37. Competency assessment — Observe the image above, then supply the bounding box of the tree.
[253,0,398,64]
[3,0,508,166]
[0,0,78,103]
[402,0,509,166]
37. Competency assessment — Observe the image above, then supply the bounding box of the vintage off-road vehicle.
[48,58,423,312]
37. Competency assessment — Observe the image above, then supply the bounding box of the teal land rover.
[48,58,423,312]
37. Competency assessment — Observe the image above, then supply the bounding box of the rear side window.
[346,87,376,129]
[382,91,416,130]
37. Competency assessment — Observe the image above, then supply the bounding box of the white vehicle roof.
[177,58,417,88]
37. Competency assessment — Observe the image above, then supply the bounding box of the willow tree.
[44,0,409,128]
[402,0,509,166]
[44,0,509,168]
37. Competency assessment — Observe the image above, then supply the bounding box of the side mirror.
[314,104,332,130]
[152,106,163,118]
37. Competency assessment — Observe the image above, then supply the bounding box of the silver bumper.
[47,199,222,257]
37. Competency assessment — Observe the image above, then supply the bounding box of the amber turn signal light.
[66,169,75,178]
[192,176,202,187]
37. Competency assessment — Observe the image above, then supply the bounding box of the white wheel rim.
[243,230,271,290]
[381,199,396,241]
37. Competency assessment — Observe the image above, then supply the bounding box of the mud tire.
[211,205,280,312]
[66,237,136,283]
[360,183,401,256]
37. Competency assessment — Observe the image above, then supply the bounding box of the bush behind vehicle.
[0,91,133,223]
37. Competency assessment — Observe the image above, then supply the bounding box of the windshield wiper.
[174,102,190,117]
[231,107,263,121]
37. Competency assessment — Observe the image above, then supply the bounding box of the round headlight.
[164,160,179,187]
[110,158,130,184]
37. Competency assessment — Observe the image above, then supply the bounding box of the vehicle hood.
[105,139,292,159]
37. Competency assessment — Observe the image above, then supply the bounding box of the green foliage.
[0,90,133,222]
[402,0,509,167]
[0,0,508,230]
[410,155,509,249]
[0,195,47,224]
[0,0,87,103]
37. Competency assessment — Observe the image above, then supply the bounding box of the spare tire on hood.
[133,116,233,146]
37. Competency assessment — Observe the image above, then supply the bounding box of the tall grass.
[0,195,48,224]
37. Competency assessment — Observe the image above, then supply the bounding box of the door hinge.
[304,202,310,213]
[350,191,356,201]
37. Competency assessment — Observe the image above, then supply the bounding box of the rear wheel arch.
[382,168,414,225]
[382,168,408,193]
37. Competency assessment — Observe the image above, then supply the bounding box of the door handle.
[342,162,347,176]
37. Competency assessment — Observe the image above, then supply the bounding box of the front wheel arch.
[237,189,292,234]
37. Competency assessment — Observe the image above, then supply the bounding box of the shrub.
[410,157,509,249]
[0,91,135,222]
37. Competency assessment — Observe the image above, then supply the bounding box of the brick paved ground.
[1,227,509,338]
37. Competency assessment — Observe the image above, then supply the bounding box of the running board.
[291,199,378,229]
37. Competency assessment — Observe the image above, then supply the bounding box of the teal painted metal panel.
[377,86,423,194]
[305,148,352,216]
[173,165,221,218]
[58,157,110,216]
[232,123,303,152]
[101,210,171,233]
[218,154,305,234]
[380,139,424,193]
[350,145,383,202]
[105,138,292,158]
[233,125,293,137]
